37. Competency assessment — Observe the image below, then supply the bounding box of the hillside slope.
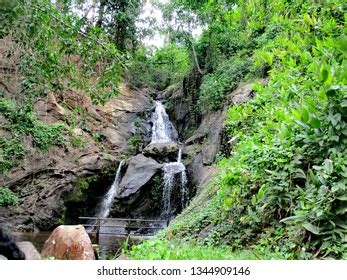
[130,0,347,259]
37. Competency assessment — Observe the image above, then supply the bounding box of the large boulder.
[41,225,95,260]
[16,242,41,260]
[117,154,162,199]
[143,143,178,159]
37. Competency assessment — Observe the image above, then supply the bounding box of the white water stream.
[95,160,125,218]
[151,101,188,217]
[151,101,174,144]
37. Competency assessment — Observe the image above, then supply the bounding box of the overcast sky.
[72,0,201,49]
[138,0,166,48]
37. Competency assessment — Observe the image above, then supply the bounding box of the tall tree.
[96,0,144,52]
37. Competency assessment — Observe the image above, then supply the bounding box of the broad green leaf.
[274,110,286,121]
[338,36,347,54]
[223,198,232,208]
[251,195,257,206]
[320,66,329,83]
[326,85,340,97]
[303,222,320,235]
[303,13,314,26]
[301,108,309,123]
[280,215,305,223]
[291,109,301,120]
[256,184,268,200]
[309,118,321,128]
[337,195,347,201]
[324,159,333,174]
[293,169,306,179]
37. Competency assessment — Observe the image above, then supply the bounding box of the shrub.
[0,187,19,207]
[128,44,190,90]
[0,98,65,151]
[0,137,24,172]
[198,56,251,112]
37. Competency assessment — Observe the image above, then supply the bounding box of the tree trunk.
[96,0,106,28]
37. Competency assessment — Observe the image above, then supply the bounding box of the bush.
[128,44,190,90]
[0,137,24,172]
[0,98,65,151]
[198,56,251,112]
[0,187,19,207]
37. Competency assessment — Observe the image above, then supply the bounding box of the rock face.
[143,142,178,159]
[16,242,41,260]
[162,82,264,192]
[0,84,153,231]
[108,154,163,218]
[117,154,162,199]
[41,225,95,260]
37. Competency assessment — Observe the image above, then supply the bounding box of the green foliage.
[130,238,286,260]
[69,131,86,148]
[0,136,24,172]
[126,134,144,156]
[149,175,163,205]
[96,0,142,52]
[1,0,123,105]
[0,98,65,151]
[198,56,251,112]
[130,0,347,260]
[207,0,346,258]
[128,44,190,90]
[0,187,19,207]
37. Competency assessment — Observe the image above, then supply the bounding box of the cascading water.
[151,101,174,144]
[150,101,188,217]
[162,149,187,217]
[95,160,125,218]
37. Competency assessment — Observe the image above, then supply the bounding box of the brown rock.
[143,143,178,158]
[41,225,95,260]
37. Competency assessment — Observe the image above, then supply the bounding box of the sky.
[138,0,203,48]
[137,0,166,48]
[72,0,202,49]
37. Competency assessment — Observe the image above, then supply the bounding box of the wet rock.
[0,84,152,231]
[143,143,178,158]
[117,154,162,199]
[41,225,95,260]
[16,242,41,260]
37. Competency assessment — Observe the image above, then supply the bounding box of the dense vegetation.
[130,0,347,259]
[0,0,346,259]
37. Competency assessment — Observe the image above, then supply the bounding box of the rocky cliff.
[0,82,153,231]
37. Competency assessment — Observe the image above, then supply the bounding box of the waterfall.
[162,149,187,217]
[150,101,188,217]
[95,160,125,218]
[151,101,174,144]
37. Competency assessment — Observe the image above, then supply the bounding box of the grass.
[129,238,287,260]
